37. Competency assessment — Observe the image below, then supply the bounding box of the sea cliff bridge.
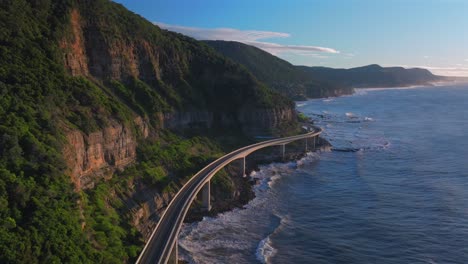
[136,127,323,264]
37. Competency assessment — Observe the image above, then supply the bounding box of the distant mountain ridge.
[300,64,441,89]
[204,40,443,99]
[204,40,354,100]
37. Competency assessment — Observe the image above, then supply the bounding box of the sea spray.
[178,153,320,263]
[255,214,291,264]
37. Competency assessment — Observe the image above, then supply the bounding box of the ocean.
[179,85,468,264]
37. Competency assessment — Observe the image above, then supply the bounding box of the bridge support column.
[313,136,316,150]
[305,138,308,152]
[281,144,285,159]
[168,239,178,264]
[241,157,246,177]
[202,180,211,211]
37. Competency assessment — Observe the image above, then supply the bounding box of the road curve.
[136,127,322,264]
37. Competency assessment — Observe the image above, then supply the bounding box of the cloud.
[154,22,339,56]
[243,41,338,55]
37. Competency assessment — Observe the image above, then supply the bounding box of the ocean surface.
[179,85,468,264]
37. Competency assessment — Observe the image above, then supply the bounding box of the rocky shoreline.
[184,135,330,223]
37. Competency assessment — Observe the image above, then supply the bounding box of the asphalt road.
[136,128,322,264]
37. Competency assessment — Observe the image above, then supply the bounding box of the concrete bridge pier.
[313,136,316,150]
[168,240,178,264]
[201,180,211,211]
[281,144,285,159]
[305,137,308,152]
[241,156,246,177]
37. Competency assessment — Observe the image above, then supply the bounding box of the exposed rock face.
[62,107,295,190]
[63,118,148,190]
[120,181,176,240]
[239,107,294,129]
[238,107,296,135]
[162,108,296,136]
[58,7,298,242]
[61,8,166,83]
[60,9,89,76]
[59,8,297,137]
[134,116,150,138]
[162,111,214,129]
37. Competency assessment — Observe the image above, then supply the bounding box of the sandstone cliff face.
[162,108,296,136]
[61,8,169,83]
[59,7,298,242]
[162,111,214,129]
[63,118,148,190]
[238,107,296,135]
[62,107,295,191]
[60,9,89,76]
[119,181,176,239]
[60,8,296,135]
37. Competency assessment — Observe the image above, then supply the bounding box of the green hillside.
[300,64,441,88]
[205,40,442,99]
[0,0,295,263]
[204,40,353,99]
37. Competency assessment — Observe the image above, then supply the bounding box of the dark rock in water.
[331,147,360,152]
[346,120,362,123]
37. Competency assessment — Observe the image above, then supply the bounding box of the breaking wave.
[255,214,289,264]
[178,153,320,263]
[256,236,276,264]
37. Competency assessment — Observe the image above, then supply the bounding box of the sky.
[113,0,468,76]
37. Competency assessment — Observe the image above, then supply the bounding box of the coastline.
[177,82,454,262]
[352,79,466,91]
[184,133,331,223]
[179,151,326,263]
[178,126,331,263]
[177,82,460,263]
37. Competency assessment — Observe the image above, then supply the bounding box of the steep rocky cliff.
[59,3,293,112]
[120,180,177,239]
[62,106,297,192]
[162,107,297,135]
[0,0,299,262]
[63,117,149,190]
[57,2,298,192]
[238,107,296,135]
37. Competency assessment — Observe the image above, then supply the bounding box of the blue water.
[179,85,468,264]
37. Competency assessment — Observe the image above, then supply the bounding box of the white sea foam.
[256,236,277,263]
[255,214,291,264]
[178,153,320,263]
[356,85,430,92]
[353,89,369,96]
[296,102,306,107]
[305,107,390,152]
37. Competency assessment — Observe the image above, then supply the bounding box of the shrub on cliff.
[0,0,295,262]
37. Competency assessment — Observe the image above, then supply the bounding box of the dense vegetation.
[0,0,294,263]
[80,133,225,263]
[0,0,103,262]
[205,41,442,99]
[72,1,291,114]
[299,64,441,89]
[204,40,353,99]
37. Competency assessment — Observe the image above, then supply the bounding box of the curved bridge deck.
[137,128,322,264]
